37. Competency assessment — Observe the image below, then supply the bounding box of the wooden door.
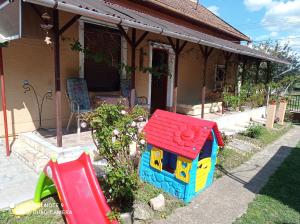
[151,48,169,113]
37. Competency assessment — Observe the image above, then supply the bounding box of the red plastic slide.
[44,152,118,224]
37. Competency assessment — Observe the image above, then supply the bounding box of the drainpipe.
[0,47,10,156]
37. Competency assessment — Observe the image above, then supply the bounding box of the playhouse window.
[162,151,177,174]
[199,140,213,161]
[175,156,192,183]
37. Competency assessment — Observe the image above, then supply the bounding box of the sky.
[201,0,300,52]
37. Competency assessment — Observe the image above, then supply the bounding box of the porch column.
[199,46,213,119]
[0,47,10,156]
[266,61,272,84]
[167,37,187,113]
[241,57,248,85]
[255,60,261,84]
[53,9,62,147]
[117,26,148,108]
[223,51,233,86]
[130,28,136,108]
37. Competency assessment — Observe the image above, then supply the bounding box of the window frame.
[78,18,128,90]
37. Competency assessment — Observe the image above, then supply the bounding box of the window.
[198,140,213,161]
[150,148,163,171]
[162,151,177,174]
[215,65,225,91]
[175,156,192,183]
[84,23,121,92]
[150,148,178,174]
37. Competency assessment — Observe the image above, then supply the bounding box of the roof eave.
[133,0,251,42]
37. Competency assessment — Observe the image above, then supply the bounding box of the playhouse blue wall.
[139,130,219,203]
[140,145,185,201]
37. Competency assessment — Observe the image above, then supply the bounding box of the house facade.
[0,0,287,147]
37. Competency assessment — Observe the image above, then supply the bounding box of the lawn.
[236,122,292,147]
[215,147,252,178]
[235,141,300,224]
[0,197,65,224]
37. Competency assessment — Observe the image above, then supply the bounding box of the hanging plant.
[0,41,9,48]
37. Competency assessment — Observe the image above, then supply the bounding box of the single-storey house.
[0,0,288,151]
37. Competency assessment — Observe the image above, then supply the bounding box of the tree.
[240,41,300,93]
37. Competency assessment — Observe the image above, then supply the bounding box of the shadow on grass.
[217,144,300,214]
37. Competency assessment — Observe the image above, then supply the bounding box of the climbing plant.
[64,38,172,79]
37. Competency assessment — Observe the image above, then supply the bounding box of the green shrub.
[100,167,138,209]
[243,123,264,138]
[84,102,148,209]
[223,91,239,109]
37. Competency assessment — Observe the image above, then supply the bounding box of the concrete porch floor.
[35,128,95,149]
[195,107,267,135]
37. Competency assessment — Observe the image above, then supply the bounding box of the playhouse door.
[195,158,212,192]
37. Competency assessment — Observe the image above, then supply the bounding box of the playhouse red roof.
[144,110,224,160]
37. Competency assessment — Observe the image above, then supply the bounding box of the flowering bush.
[84,102,148,208]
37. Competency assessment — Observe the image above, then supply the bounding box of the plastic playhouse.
[139,110,224,203]
[13,152,118,224]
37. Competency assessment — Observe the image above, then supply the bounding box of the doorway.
[150,48,169,113]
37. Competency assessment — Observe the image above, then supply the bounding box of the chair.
[66,78,92,134]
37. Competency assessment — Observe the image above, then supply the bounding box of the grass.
[235,141,300,224]
[216,123,293,179]
[237,122,292,147]
[134,182,185,219]
[215,147,252,178]
[0,197,65,224]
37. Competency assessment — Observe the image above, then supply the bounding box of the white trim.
[78,18,128,79]
[148,42,175,109]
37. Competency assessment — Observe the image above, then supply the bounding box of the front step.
[14,132,99,174]
[19,132,58,158]
[12,138,49,174]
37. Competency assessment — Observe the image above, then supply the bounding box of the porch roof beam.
[117,25,149,48]
[167,37,187,55]
[59,15,81,36]
[117,25,132,46]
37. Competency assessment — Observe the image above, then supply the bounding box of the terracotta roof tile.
[143,0,250,41]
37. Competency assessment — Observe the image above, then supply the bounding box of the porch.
[0,0,288,156]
